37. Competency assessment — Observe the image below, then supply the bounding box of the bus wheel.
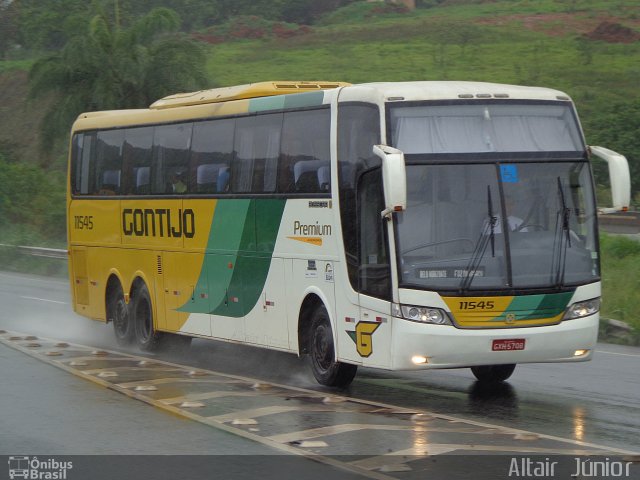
[309,305,357,388]
[132,283,163,352]
[108,285,133,346]
[471,364,516,383]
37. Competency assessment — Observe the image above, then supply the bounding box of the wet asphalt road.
[0,271,638,454]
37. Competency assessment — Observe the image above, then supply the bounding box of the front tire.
[132,283,164,352]
[309,305,357,388]
[471,364,516,383]
[107,284,134,346]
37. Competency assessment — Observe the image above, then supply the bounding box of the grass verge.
[599,234,640,345]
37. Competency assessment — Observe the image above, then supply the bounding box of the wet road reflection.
[164,338,640,452]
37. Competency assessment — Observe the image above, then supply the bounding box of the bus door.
[356,168,393,368]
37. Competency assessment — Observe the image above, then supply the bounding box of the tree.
[28,7,208,150]
[0,1,20,59]
[14,0,91,52]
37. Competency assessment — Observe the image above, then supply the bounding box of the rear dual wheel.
[132,283,164,351]
[131,283,191,352]
[107,284,134,346]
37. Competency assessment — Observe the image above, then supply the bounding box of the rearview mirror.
[373,145,407,218]
[589,146,631,213]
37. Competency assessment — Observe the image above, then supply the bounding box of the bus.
[68,81,630,387]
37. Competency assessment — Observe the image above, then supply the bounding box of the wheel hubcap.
[313,325,333,372]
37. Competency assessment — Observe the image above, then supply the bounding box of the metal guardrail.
[598,211,640,234]
[0,244,67,259]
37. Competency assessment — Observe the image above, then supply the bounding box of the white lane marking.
[210,405,313,422]
[595,349,640,358]
[161,391,262,405]
[19,296,68,305]
[268,424,415,444]
[116,377,245,388]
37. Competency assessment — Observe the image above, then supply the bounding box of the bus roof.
[338,81,572,103]
[71,81,573,132]
[149,81,350,109]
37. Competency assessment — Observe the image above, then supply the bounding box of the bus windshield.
[395,162,598,291]
[389,102,584,154]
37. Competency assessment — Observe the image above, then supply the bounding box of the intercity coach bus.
[68,81,630,387]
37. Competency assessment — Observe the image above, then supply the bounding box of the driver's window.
[358,169,391,300]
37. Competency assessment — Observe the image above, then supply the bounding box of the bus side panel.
[333,271,364,365]
[285,258,337,353]
[69,246,89,310]
[244,257,289,349]
[158,198,216,336]
[69,199,121,247]
[120,199,184,250]
[161,251,211,337]
[243,199,290,348]
[68,198,121,320]
[272,199,340,354]
[358,294,393,369]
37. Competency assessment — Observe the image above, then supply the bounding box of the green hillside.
[206,1,639,121]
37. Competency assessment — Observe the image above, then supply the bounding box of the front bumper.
[390,313,598,370]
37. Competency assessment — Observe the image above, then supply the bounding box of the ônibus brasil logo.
[8,456,73,479]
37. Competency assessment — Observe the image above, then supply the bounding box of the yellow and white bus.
[68,81,630,387]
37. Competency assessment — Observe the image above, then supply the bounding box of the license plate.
[492,339,525,351]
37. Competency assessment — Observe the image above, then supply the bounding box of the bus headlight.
[563,298,600,320]
[396,304,452,325]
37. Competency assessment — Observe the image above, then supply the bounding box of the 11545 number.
[459,300,495,310]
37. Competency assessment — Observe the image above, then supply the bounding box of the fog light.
[574,349,589,357]
[411,355,428,365]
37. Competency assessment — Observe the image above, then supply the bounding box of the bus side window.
[71,132,95,195]
[134,166,150,194]
[293,159,328,193]
[358,169,391,300]
[317,166,330,192]
[94,130,124,195]
[123,126,153,195]
[152,123,192,194]
[194,163,230,193]
[232,114,282,193]
[279,109,331,194]
[190,118,234,194]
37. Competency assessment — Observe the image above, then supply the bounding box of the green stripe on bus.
[179,199,286,317]
[491,291,573,322]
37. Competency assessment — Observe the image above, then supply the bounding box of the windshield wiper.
[460,185,497,292]
[551,177,572,287]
